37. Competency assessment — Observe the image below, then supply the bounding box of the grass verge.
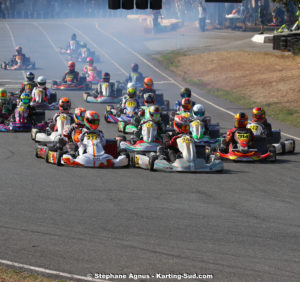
[155,51,300,128]
[0,266,70,282]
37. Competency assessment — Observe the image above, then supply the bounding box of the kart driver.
[174,88,195,112]
[82,57,99,75]
[19,72,37,95]
[222,112,255,153]
[62,61,80,84]
[49,97,74,131]
[66,33,80,52]
[119,88,140,115]
[10,46,28,66]
[31,76,50,103]
[191,104,210,135]
[0,89,13,123]
[250,107,273,137]
[11,93,36,123]
[139,77,156,98]
[128,63,144,86]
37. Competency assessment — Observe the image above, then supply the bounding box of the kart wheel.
[56,151,64,166]
[164,100,170,111]
[44,147,50,163]
[35,146,40,158]
[116,135,126,149]
[286,139,296,153]
[268,146,277,162]
[119,149,130,167]
[149,154,158,171]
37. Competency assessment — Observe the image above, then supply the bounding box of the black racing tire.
[149,154,158,171]
[268,146,277,162]
[35,146,40,158]
[286,139,296,153]
[44,147,50,163]
[56,151,64,166]
[164,100,170,111]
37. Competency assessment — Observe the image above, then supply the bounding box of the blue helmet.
[26,72,35,82]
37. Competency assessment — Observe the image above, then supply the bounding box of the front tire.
[149,154,158,171]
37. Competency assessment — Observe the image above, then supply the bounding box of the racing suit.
[128,71,144,85]
[19,81,37,95]
[191,116,210,135]
[174,99,195,112]
[31,86,50,103]
[78,128,106,156]
[10,53,27,66]
[223,127,255,153]
[120,98,140,114]
[10,103,36,124]
[62,70,80,84]
[252,118,273,137]
[96,82,115,97]
[82,65,99,75]
[134,119,165,142]
[59,123,85,154]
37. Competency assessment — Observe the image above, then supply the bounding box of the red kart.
[51,75,92,91]
[216,129,276,161]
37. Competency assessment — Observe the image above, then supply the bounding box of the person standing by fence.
[198,0,207,32]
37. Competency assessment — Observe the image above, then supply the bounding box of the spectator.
[258,0,266,34]
[240,2,247,32]
[198,0,207,32]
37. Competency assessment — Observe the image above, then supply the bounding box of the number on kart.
[249,125,258,132]
[237,133,250,139]
[87,134,99,141]
[145,122,153,128]
[181,137,192,144]
[103,83,109,89]
[126,101,136,108]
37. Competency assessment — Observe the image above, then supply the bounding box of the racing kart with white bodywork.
[133,134,224,172]
[83,81,123,103]
[31,113,72,144]
[1,55,35,70]
[247,121,295,154]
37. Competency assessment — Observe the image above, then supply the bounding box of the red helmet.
[68,61,75,71]
[234,112,248,128]
[174,115,190,134]
[252,107,265,122]
[58,97,71,113]
[144,77,153,90]
[16,46,22,54]
[181,98,192,111]
[87,57,94,66]
[102,72,110,82]
[74,107,86,125]
[84,111,100,130]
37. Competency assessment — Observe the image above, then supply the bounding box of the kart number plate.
[192,120,201,127]
[103,83,109,88]
[145,123,153,128]
[181,137,192,144]
[126,101,136,108]
[248,125,258,132]
[87,134,99,140]
[237,133,250,139]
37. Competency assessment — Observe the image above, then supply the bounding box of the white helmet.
[37,76,46,86]
[192,104,205,118]
[127,82,136,90]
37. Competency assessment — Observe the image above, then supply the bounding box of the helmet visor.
[22,99,30,105]
[88,119,99,126]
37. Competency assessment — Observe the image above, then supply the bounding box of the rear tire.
[149,154,158,171]
[268,146,277,162]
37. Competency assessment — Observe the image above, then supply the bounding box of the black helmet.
[26,72,35,82]
[131,63,139,72]
[71,33,77,40]
[180,88,192,98]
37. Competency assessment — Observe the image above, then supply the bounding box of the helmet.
[127,88,137,99]
[234,112,248,128]
[16,46,22,54]
[180,87,192,98]
[144,77,153,90]
[26,72,35,82]
[131,63,139,72]
[58,97,71,113]
[127,82,136,90]
[37,76,46,87]
[252,107,265,122]
[74,107,86,125]
[84,110,100,130]
[0,88,8,101]
[20,93,31,106]
[149,105,161,122]
[181,98,192,111]
[71,33,77,40]
[174,115,190,134]
[192,104,205,118]
[102,72,110,82]
[144,92,156,106]
[87,57,94,66]
[68,61,75,71]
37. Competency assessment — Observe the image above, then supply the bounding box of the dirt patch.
[175,51,300,111]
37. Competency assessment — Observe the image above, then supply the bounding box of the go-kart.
[83,81,123,104]
[247,121,295,154]
[51,75,92,91]
[30,92,58,111]
[132,134,224,172]
[1,55,35,70]
[31,114,72,143]
[216,128,276,162]
[0,105,45,132]
[117,120,162,153]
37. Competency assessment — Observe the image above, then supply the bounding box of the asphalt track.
[0,18,300,282]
